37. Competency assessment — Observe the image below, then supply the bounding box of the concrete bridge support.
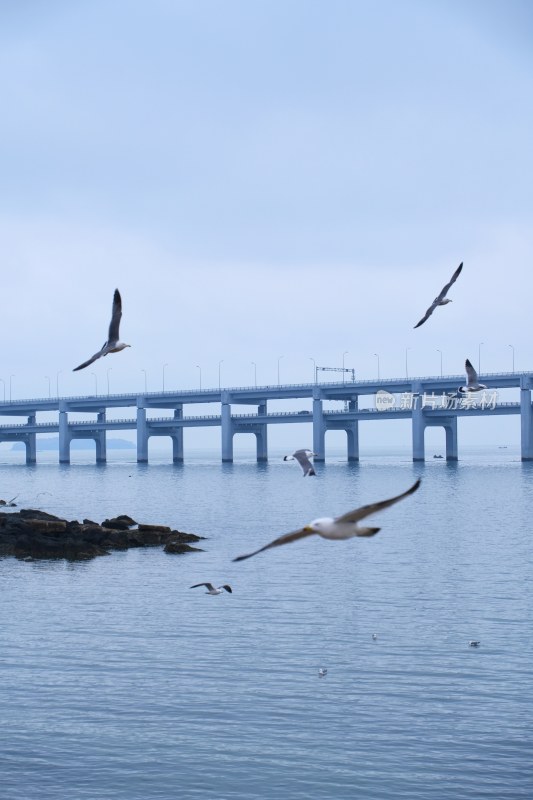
[59,406,71,464]
[520,383,533,460]
[221,401,234,462]
[313,398,325,461]
[137,405,148,463]
[444,417,458,461]
[25,414,37,464]
[256,402,268,461]
[172,406,184,462]
[411,383,425,462]
[95,411,107,463]
[346,399,359,461]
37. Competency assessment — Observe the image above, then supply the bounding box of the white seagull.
[190,583,232,595]
[469,640,481,648]
[233,479,421,562]
[0,494,18,507]
[459,359,487,393]
[73,289,131,371]
[284,449,317,476]
[414,262,463,328]
[318,668,328,677]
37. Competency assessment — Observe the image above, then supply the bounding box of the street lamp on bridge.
[141,369,147,393]
[44,376,51,398]
[9,375,15,403]
[374,353,380,381]
[277,355,284,385]
[436,349,443,377]
[251,362,257,387]
[309,357,316,383]
[163,363,168,392]
[56,371,62,399]
[196,365,202,391]
[107,368,112,396]
[508,344,515,373]
[91,372,98,396]
[218,360,224,390]
[0,378,5,402]
[405,348,411,379]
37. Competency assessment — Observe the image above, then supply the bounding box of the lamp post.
[218,359,224,390]
[196,365,202,391]
[374,353,380,381]
[251,361,257,387]
[44,376,51,399]
[107,368,112,396]
[91,372,98,396]
[309,357,316,383]
[342,351,348,383]
[508,344,515,373]
[478,342,484,374]
[56,371,62,399]
[277,355,284,385]
[163,363,168,392]
[9,375,15,402]
[141,369,147,393]
[437,349,443,377]
[0,378,5,402]
[405,348,411,379]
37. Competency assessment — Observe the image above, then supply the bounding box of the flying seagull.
[190,583,232,595]
[413,262,463,328]
[0,494,18,507]
[318,668,328,677]
[233,479,421,562]
[284,449,317,476]
[459,359,487,393]
[73,289,130,371]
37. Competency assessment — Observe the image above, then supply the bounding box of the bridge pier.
[96,411,107,463]
[313,397,325,461]
[172,406,184,462]
[520,381,533,460]
[347,399,359,461]
[221,401,234,462]
[59,406,71,464]
[26,415,37,464]
[412,383,425,461]
[444,417,458,461]
[137,404,148,463]
[256,402,268,461]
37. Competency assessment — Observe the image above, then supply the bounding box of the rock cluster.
[0,509,205,561]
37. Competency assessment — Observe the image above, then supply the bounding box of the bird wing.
[190,583,214,590]
[413,262,463,328]
[107,289,122,345]
[465,358,478,384]
[335,479,421,524]
[292,450,315,476]
[233,527,316,562]
[413,300,439,329]
[73,349,105,371]
[435,262,463,302]
[8,494,18,504]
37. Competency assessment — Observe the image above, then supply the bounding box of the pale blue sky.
[1,1,532,447]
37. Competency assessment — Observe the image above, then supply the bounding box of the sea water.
[1,447,532,799]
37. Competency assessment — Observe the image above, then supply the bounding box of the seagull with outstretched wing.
[459,359,487,393]
[414,262,463,328]
[190,583,232,595]
[73,289,130,371]
[233,479,421,562]
[283,449,317,476]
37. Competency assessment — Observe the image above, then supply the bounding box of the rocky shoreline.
[0,509,205,561]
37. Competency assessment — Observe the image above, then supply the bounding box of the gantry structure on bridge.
[0,371,532,464]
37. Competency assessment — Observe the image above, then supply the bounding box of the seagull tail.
[306,467,316,476]
[356,527,381,537]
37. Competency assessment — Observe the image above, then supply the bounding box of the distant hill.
[11,437,135,451]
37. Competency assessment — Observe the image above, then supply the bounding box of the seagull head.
[305,517,334,533]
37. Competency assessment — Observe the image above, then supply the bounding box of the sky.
[1,0,532,449]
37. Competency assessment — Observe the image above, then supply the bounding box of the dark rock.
[137,523,171,534]
[101,518,131,531]
[164,541,204,554]
[115,514,137,526]
[0,508,204,561]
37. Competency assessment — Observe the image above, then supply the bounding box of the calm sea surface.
[1,447,532,799]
